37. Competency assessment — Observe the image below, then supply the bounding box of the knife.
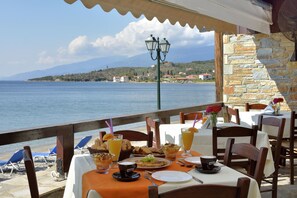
[192,175,204,184]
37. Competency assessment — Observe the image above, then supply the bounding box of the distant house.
[199,73,212,80]
[120,76,129,83]
[113,76,120,82]
[186,75,198,80]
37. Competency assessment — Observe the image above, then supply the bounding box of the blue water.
[0,81,215,154]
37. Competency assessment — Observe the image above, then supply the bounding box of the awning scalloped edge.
[64,0,237,34]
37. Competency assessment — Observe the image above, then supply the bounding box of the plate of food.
[132,146,165,158]
[122,155,171,169]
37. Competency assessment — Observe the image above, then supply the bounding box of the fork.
[144,172,157,186]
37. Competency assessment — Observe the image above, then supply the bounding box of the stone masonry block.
[234,87,247,93]
[260,38,280,48]
[230,59,255,64]
[224,64,233,75]
[252,69,268,80]
[257,48,272,59]
[224,86,234,94]
[224,44,234,54]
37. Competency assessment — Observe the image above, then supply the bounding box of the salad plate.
[122,156,171,169]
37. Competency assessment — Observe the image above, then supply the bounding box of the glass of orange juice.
[181,128,194,157]
[108,134,123,167]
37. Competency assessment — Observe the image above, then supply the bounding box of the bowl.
[91,153,113,174]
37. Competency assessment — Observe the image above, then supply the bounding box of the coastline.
[26,80,215,84]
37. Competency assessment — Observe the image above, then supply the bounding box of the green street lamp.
[145,34,170,110]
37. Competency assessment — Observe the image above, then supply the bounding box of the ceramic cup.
[118,161,137,178]
[200,156,217,170]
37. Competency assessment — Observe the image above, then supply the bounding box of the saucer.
[195,166,221,174]
[112,172,140,182]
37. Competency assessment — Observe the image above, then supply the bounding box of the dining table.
[239,111,292,138]
[159,122,275,177]
[63,151,261,198]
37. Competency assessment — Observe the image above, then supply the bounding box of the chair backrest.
[179,112,203,124]
[74,135,92,149]
[224,138,268,186]
[258,115,285,169]
[8,149,24,164]
[23,146,39,198]
[100,130,153,147]
[224,106,240,125]
[245,103,267,112]
[145,117,161,148]
[148,177,250,198]
[212,125,258,163]
[290,111,297,144]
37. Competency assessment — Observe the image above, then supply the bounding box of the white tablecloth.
[239,111,291,138]
[63,154,261,198]
[159,122,274,176]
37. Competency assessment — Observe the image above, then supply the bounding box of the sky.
[0,0,214,78]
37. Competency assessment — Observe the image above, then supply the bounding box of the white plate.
[152,171,192,182]
[184,157,201,164]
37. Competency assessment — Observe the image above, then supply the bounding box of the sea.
[0,81,215,154]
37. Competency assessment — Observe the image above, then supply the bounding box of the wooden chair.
[23,146,39,198]
[280,111,297,184]
[148,177,250,198]
[100,130,153,147]
[224,138,268,187]
[258,115,286,198]
[245,103,267,112]
[145,117,161,148]
[224,106,240,125]
[179,112,203,124]
[212,125,258,166]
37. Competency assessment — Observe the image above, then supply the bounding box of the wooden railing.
[0,102,224,173]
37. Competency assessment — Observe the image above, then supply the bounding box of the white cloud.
[37,18,214,67]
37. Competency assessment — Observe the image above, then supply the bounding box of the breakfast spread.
[133,146,164,156]
[89,135,132,152]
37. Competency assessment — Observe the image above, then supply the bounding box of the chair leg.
[0,167,3,174]
[290,150,294,184]
[272,172,278,198]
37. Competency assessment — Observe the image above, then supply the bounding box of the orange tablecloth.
[82,151,200,198]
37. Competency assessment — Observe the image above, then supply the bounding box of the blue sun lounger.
[0,149,24,175]
[31,146,57,164]
[32,135,92,164]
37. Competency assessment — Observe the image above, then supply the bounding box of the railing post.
[159,116,170,124]
[56,125,74,174]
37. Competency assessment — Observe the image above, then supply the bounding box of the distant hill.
[30,60,215,82]
[2,45,214,81]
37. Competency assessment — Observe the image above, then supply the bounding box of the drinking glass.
[108,134,123,168]
[181,128,194,157]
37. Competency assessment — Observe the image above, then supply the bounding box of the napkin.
[201,116,211,129]
[261,103,274,114]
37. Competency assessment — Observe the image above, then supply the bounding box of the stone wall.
[223,33,297,111]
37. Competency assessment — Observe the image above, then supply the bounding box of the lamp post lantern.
[145,34,170,110]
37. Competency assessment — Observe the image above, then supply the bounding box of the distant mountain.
[1,45,214,80]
